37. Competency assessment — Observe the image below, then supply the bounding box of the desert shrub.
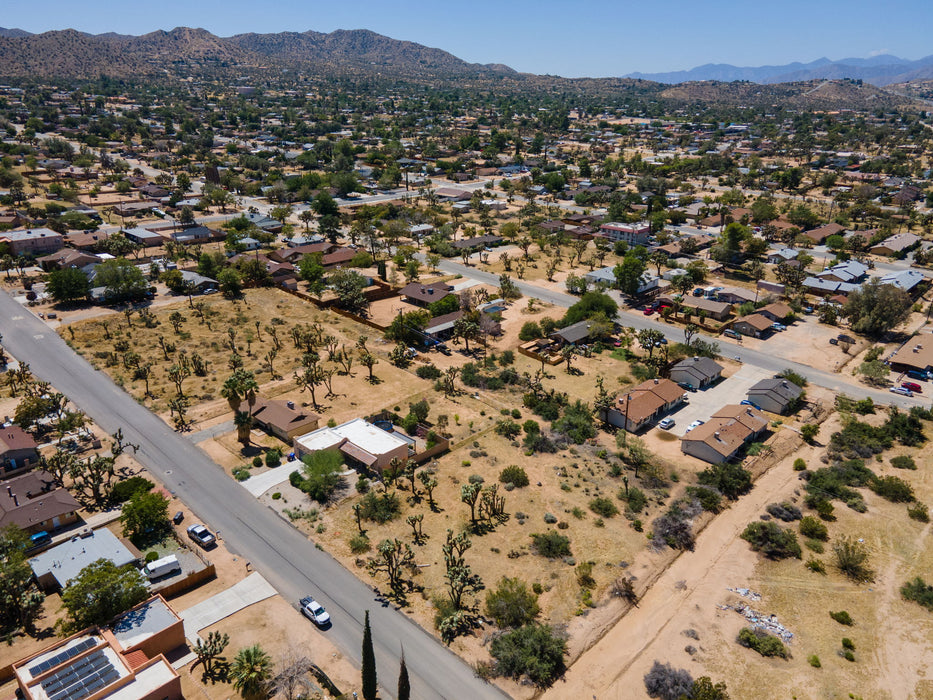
[145,550,159,563]
[543,512,558,524]
[908,502,930,522]
[652,502,698,551]
[416,364,443,380]
[689,677,730,699]
[622,487,649,514]
[833,536,874,583]
[552,400,597,444]
[890,455,917,470]
[803,459,873,510]
[829,610,853,626]
[495,419,522,439]
[740,521,802,559]
[643,661,694,700]
[294,450,346,503]
[233,467,251,481]
[110,476,154,503]
[576,562,596,589]
[697,462,752,500]
[842,637,855,651]
[489,624,566,688]
[271,492,281,500]
[518,321,543,341]
[842,650,855,662]
[252,456,263,468]
[265,448,282,467]
[686,486,723,513]
[793,458,807,471]
[357,491,401,523]
[589,497,619,518]
[869,475,914,502]
[766,502,802,521]
[805,538,824,553]
[800,424,819,443]
[806,558,826,574]
[901,577,933,611]
[737,627,789,658]
[500,465,529,488]
[485,577,540,629]
[799,516,828,541]
[530,532,571,559]
[807,654,821,668]
[349,534,371,554]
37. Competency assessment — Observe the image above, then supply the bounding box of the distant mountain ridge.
[0,26,516,79]
[628,54,933,86]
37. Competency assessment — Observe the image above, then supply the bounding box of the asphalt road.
[0,291,506,700]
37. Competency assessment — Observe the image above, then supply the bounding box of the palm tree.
[234,411,253,447]
[230,644,272,700]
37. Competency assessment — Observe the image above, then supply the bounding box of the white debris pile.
[720,603,794,643]
[726,587,761,602]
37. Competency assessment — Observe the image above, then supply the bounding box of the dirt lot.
[548,413,933,700]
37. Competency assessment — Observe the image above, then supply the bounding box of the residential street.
[0,291,507,700]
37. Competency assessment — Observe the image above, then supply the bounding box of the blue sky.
[4,0,932,77]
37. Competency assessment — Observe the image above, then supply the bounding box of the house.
[13,595,184,700]
[756,302,794,323]
[0,470,80,534]
[170,225,215,244]
[597,221,651,245]
[408,223,434,238]
[680,296,733,321]
[239,237,262,251]
[668,357,723,390]
[243,212,283,233]
[732,313,773,338]
[585,266,617,287]
[888,338,933,375]
[549,320,595,346]
[716,287,757,305]
[802,222,845,245]
[878,269,927,293]
[766,248,799,264]
[680,404,768,463]
[121,227,165,247]
[321,247,357,268]
[603,378,685,432]
[423,310,464,341]
[36,249,101,272]
[434,187,471,202]
[268,242,336,264]
[819,260,869,284]
[0,228,64,256]
[451,235,503,251]
[0,425,40,477]
[803,276,860,296]
[64,231,109,251]
[294,418,412,473]
[747,378,803,414]
[399,281,455,307]
[30,528,141,590]
[870,232,920,256]
[177,270,218,293]
[250,397,321,441]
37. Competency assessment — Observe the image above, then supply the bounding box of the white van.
[145,554,181,580]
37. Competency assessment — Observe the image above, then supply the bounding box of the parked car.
[187,523,216,548]
[685,420,705,433]
[172,511,184,525]
[299,596,331,627]
[902,381,922,393]
[890,386,913,397]
[771,323,787,332]
[643,308,654,316]
[723,329,741,339]
[145,554,181,581]
[658,418,676,430]
[906,370,931,381]
[692,288,705,297]
[740,399,761,410]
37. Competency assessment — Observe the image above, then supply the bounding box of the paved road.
[0,292,506,700]
[434,257,923,409]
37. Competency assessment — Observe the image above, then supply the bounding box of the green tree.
[490,623,567,688]
[221,368,258,413]
[217,268,243,298]
[613,255,647,296]
[485,577,540,629]
[0,526,45,634]
[362,610,377,700]
[296,450,345,503]
[297,253,326,296]
[47,267,90,304]
[119,489,170,545]
[330,268,369,314]
[842,279,913,337]
[94,258,148,302]
[230,644,273,700]
[59,559,148,633]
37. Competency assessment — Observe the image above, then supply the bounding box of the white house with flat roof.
[293,418,411,472]
[29,528,140,590]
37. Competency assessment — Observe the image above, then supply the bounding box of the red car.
[643,308,655,316]
[902,381,922,393]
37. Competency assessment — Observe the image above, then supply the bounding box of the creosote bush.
[737,627,789,658]
[740,521,802,559]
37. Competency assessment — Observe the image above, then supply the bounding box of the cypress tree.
[361,610,377,700]
[397,652,410,700]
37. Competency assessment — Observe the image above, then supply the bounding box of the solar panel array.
[38,650,119,700]
[28,639,97,677]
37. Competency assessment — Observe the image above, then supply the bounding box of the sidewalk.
[178,572,277,644]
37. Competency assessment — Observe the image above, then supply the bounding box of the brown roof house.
[756,302,794,323]
[13,595,184,700]
[802,222,845,245]
[400,281,455,307]
[602,378,686,432]
[0,470,80,534]
[869,232,921,257]
[250,397,321,441]
[732,313,773,338]
[0,425,40,478]
[680,404,768,464]
[888,338,933,376]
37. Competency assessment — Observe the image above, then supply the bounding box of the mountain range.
[0,26,514,80]
[627,54,933,86]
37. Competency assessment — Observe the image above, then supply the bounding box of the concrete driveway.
[668,364,774,437]
[179,572,277,643]
[240,460,302,497]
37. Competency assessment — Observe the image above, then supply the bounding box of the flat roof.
[296,418,408,456]
[111,597,179,652]
[30,529,138,588]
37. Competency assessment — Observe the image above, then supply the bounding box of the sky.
[3,0,932,78]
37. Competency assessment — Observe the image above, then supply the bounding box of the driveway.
[668,364,774,437]
[239,460,302,497]
[179,572,277,643]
